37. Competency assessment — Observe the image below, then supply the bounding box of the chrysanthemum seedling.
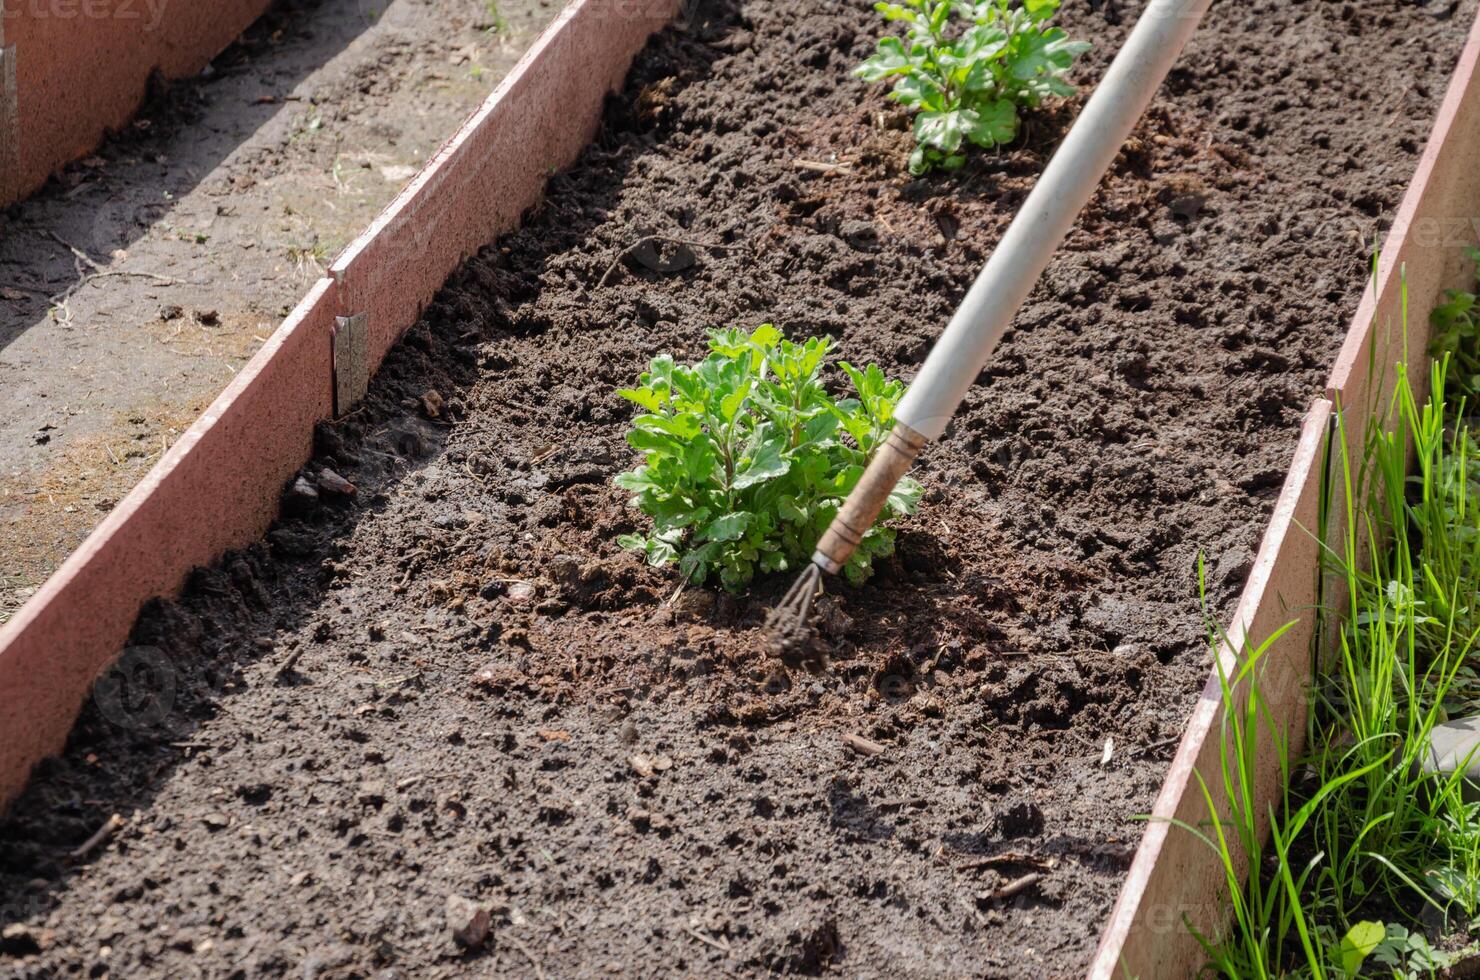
[856,0,1089,175]
[614,325,922,591]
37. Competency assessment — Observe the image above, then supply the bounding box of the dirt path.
[1,0,1474,977]
[0,0,561,624]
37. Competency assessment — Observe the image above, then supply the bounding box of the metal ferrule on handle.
[812,423,927,574]
[893,0,1213,441]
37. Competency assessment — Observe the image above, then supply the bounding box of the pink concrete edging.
[0,277,334,805]
[0,0,679,809]
[1090,8,1480,976]
[0,0,273,205]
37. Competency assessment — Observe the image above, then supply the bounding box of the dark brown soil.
[1,1,1473,977]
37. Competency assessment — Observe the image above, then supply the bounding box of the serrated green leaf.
[749,323,782,350]
[1010,28,1082,81]
[915,109,969,154]
[615,325,917,591]
[777,495,808,523]
[893,71,944,111]
[963,97,1017,146]
[633,412,702,438]
[888,476,924,516]
[617,387,664,412]
[720,380,753,422]
[857,0,1084,172]
[614,469,657,492]
[1022,0,1057,21]
[683,439,716,483]
[733,441,790,490]
[874,2,918,23]
[856,36,916,82]
[626,428,682,456]
[698,512,751,543]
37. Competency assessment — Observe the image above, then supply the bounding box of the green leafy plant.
[614,325,922,591]
[855,0,1089,175]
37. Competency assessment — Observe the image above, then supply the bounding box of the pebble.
[284,475,319,514]
[317,467,356,498]
[445,894,491,949]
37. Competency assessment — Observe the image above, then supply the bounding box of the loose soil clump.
[1,0,1474,976]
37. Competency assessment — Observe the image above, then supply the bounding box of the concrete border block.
[0,45,18,206]
[2,0,273,205]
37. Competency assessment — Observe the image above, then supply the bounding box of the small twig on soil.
[842,733,886,757]
[506,935,547,980]
[792,158,854,176]
[275,646,305,679]
[981,872,1043,903]
[956,852,1052,873]
[69,813,125,860]
[683,925,733,955]
[596,235,746,288]
[88,271,188,288]
[49,270,189,321]
[48,231,105,272]
[1130,735,1181,758]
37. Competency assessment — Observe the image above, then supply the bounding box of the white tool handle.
[894,0,1213,440]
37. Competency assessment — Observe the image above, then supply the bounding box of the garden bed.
[0,0,1474,976]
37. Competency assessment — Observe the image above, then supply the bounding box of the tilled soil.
[1,0,1474,977]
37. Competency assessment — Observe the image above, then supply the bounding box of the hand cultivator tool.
[766,0,1214,658]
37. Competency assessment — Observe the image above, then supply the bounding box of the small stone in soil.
[283,476,319,515]
[317,467,356,497]
[628,753,671,778]
[421,389,445,419]
[445,894,491,949]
